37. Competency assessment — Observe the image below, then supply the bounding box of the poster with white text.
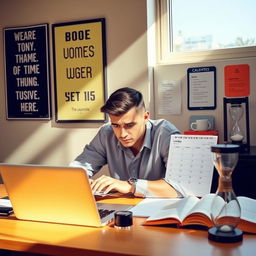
[4,24,51,119]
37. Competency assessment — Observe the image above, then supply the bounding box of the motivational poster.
[4,24,51,119]
[52,18,107,122]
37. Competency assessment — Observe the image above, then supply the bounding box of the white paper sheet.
[188,69,215,108]
[165,134,218,197]
[158,81,181,115]
[130,198,181,217]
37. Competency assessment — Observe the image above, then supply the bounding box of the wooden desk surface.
[0,185,255,256]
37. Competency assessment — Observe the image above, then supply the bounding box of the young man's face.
[109,107,149,153]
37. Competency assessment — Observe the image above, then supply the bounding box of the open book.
[144,194,256,234]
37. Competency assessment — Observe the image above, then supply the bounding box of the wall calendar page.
[165,134,218,197]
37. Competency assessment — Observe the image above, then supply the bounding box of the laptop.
[0,163,132,227]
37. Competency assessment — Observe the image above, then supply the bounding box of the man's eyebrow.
[125,122,136,125]
[111,121,136,126]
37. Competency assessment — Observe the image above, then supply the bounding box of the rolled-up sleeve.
[134,179,148,197]
[69,161,94,177]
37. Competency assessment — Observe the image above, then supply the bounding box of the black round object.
[114,211,133,228]
[211,144,240,153]
[208,227,243,243]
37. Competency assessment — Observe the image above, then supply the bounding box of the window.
[156,0,256,64]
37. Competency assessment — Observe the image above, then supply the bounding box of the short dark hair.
[100,87,145,116]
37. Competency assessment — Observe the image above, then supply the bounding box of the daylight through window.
[170,0,256,53]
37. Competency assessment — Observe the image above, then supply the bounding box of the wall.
[1,0,255,171]
[0,0,149,166]
[154,57,256,146]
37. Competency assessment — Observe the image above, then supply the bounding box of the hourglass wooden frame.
[223,97,250,152]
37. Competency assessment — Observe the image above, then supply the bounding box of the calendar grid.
[165,135,218,197]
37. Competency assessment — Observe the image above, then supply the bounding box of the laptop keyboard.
[94,191,116,197]
[98,208,115,219]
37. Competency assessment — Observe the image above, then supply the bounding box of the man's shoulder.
[94,123,117,144]
[100,122,112,129]
[150,119,180,134]
[98,123,114,134]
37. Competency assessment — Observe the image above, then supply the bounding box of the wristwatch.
[128,177,137,194]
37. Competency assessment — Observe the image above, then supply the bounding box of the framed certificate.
[187,66,216,110]
[52,18,107,122]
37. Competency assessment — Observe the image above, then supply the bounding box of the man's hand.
[90,175,132,195]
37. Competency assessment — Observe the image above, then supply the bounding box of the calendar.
[165,134,218,197]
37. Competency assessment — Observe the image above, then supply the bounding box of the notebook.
[0,163,132,227]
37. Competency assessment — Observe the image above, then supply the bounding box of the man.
[70,87,182,197]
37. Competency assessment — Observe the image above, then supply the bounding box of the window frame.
[156,0,256,64]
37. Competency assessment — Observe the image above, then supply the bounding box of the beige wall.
[1,0,255,170]
[0,0,149,165]
[154,58,256,146]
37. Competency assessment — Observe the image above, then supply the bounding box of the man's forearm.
[147,179,178,197]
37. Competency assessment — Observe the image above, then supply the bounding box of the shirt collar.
[143,120,152,150]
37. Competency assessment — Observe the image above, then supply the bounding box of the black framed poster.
[187,66,216,110]
[4,24,51,119]
[52,18,107,122]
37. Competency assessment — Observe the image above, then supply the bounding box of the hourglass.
[230,104,244,143]
[208,144,243,243]
[223,97,250,153]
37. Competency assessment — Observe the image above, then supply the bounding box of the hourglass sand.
[229,104,244,143]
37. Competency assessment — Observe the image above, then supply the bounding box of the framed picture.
[187,66,216,110]
[4,24,51,119]
[52,18,107,122]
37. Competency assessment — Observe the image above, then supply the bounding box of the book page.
[238,197,256,223]
[146,196,199,223]
[186,195,256,224]
[131,198,181,217]
[165,135,218,197]
[186,194,216,220]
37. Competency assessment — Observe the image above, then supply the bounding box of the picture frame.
[4,24,51,120]
[187,66,216,110]
[52,18,107,122]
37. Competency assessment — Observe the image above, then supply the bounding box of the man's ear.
[144,111,150,120]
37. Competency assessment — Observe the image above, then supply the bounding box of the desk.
[0,185,255,256]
